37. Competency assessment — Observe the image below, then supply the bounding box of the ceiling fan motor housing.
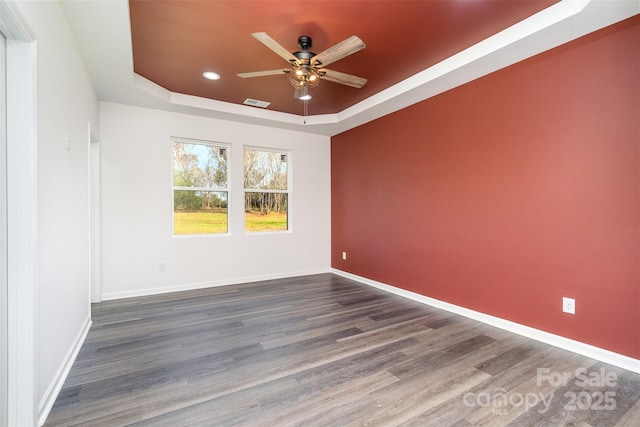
[298,35,312,50]
[294,36,316,65]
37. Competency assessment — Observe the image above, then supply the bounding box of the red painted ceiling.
[129,0,558,116]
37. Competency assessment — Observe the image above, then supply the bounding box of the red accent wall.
[331,16,640,359]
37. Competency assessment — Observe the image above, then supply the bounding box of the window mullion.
[243,189,287,194]
[174,186,228,192]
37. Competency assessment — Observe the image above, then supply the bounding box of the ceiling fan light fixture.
[289,68,320,88]
[294,85,312,101]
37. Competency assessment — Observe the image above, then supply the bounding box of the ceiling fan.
[237,32,367,100]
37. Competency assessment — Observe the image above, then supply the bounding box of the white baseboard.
[38,315,92,426]
[101,268,332,301]
[332,269,640,375]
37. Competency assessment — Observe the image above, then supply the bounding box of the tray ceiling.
[129,0,558,116]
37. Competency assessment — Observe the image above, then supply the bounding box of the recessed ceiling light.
[202,71,220,80]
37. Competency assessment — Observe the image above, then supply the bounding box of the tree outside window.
[244,148,290,232]
[172,138,229,235]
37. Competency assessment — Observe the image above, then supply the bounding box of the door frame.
[89,122,101,303]
[0,25,8,427]
[0,1,38,425]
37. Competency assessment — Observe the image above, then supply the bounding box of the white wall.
[100,102,331,298]
[14,0,98,417]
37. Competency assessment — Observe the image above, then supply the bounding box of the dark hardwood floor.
[45,273,640,426]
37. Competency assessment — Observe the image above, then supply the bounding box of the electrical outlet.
[562,297,575,314]
[342,252,347,260]
[159,262,167,272]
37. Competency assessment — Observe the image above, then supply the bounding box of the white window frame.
[171,137,231,236]
[243,145,292,233]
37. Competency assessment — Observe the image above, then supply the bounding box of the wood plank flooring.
[44,273,640,426]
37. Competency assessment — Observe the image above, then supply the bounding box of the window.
[172,138,229,235]
[244,147,290,232]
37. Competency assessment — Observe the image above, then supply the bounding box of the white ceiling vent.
[243,98,270,108]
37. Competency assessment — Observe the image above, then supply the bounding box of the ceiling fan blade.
[251,32,299,65]
[311,36,365,67]
[319,69,367,88]
[237,69,290,78]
